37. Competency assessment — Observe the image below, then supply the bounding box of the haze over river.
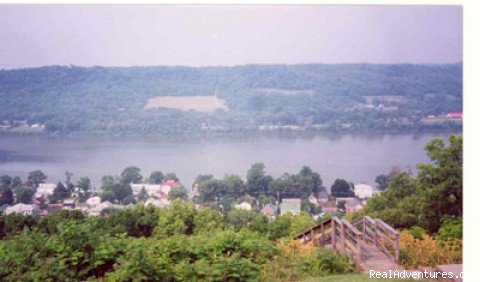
[0,133,455,190]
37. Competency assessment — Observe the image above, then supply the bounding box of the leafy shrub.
[261,241,356,281]
[399,231,462,268]
[0,213,38,238]
[406,226,427,240]
[108,229,278,281]
[438,216,462,240]
[0,220,127,281]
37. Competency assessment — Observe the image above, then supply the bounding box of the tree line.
[0,63,462,135]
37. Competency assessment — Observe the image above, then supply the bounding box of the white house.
[5,203,39,215]
[345,198,364,215]
[234,201,252,211]
[161,185,172,195]
[131,184,163,198]
[280,202,301,216]
[87,201,124,216]
[37,183,56,196]
[86,196,102,208]
[62,198,77,210]
[354,183,374,199]
[282,198,302,205]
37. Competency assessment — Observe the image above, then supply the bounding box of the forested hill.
[0,63,462,135]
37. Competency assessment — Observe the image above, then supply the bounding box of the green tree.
[112,184,133,203]
[11,176,22,188]
[76,176,91,202]
[225,209,267,233]
[375,174,389,191]
[268,213,292,240]
[38,210,86,234]
[438,216,462,240]
[77,177,91,193]
[0,175,12,189]
[164,172,179,181]
[198,178,226,203]
[149,171,164,184]
[154,200,196,238]
[331,179,354,198]
[65,171,74,185]
[168,185,188,201]
[27,170,47,187]
[100,205,160,237]
[137,187,149,201]
[14,186,35,204]
[268,173,293,199]
[223,174,246,199]
[0,213,38,238]
[49,182,71,204]
[0,186,14,205]
[246,163,273,196]
[193,209,224,234]
[289,212,315,236]
[364,135,462,233]
[417,135,463,232]
[121,166,143,185]
[101,190,116,203]
[121,195,136,205]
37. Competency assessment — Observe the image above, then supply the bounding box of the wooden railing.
[351,216,400,263]
[295,215,400,264]
[295,216,363,263]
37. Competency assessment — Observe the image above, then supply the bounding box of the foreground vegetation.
[0,203,356,281]
[0,63,462,135]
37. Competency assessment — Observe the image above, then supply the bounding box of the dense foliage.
[0,202,356,281]
[195,164,322,213]
[399,231,462,268]
[0,63,462,135]
[362,135,462,234]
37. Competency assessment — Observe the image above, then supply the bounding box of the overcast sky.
[0,5,462,69]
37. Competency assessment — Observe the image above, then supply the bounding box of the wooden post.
[331,219,336,250]
[394,233,400,263]
[340,221,346,252]
[311,229,315,244]
[374,221,379,248]
[321,223,325,246]
[362,217,366,243]
[356,233,362,262]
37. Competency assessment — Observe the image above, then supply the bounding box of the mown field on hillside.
[145,95,228,113]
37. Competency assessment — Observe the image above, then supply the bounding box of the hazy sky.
[0,5,462,69]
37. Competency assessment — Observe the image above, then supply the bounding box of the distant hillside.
[0,63,462,135]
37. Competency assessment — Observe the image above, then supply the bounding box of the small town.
[1,169,376,219]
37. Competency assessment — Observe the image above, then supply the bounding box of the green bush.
[438,216,462,240]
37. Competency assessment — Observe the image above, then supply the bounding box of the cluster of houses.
[4,179,377,220]
[3,180,182,217]
[420,112,463,125]
[231,183,377,219]
[0,120,45,130]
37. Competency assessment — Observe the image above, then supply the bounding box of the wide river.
[0,132,456,189]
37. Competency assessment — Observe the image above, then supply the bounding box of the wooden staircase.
[295,216,404,272]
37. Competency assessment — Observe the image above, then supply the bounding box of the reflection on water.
[0,132,457,189]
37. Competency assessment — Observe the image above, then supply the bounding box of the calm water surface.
[0,133,455,189]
